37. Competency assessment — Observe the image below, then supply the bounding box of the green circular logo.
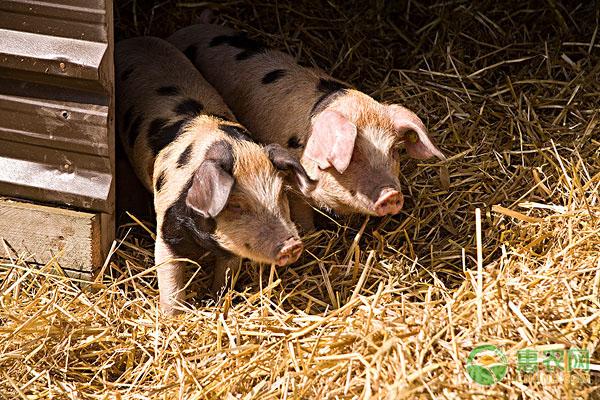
[466,344,508,386]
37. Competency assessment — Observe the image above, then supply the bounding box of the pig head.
[154,124,314,313]
[303,91,445,216]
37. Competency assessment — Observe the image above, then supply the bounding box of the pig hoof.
[275,238,303,266]
[375,190,404,216]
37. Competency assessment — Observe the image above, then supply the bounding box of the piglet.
[115,37,314,314]
[168,23,445,231]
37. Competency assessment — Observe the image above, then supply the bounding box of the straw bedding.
[1,1,599,398]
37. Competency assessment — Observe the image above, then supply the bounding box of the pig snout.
[275,238,303,266]
[374,189,404,216]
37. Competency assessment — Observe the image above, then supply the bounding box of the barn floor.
[1,1,599,398]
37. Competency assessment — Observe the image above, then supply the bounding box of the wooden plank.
[0,0,108,43]
[0,78,110,157]
[0,0,114,216]
[0,1,115,269]
[0,198,105,280]
[0,138,113,213]
[0,28,108,81]
[100,211,115,264]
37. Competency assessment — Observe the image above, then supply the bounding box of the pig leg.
[212,256,241,295]
[155,236,186,315]
[288,192,315,233]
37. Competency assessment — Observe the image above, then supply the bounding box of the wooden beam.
[0,198,112,281]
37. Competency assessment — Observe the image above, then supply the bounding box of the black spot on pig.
[149,118,168,137]
[262,69,286,84]
[204,140,234,171]
[183,44,197,62]
[121,67,134,81]
[128,115,143,146]
[161,141,237,258]
[148,118,192,156]
[209,35,229,47]
[177,144,193,168]
[209,34,267,61]
[213,113,232,122]
[157,86,181,96]
[174,99,204,117]
[219,124,253,142]
[161,178,227,259]
[287,136,303,149]
[317,79,349,94]
[155,170,166,192]
[311,78,349,116]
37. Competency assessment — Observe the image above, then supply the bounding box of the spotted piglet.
[168,24,445,231]
[115,37,314,314]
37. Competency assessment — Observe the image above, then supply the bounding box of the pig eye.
[227,199,246,212]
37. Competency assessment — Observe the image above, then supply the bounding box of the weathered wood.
[0,198,109,281]
[100,211,115,265]
[0,0,115,282]
[0,0,109,44]
[0,0,115,214]
[0,138,113,213]
[0,77,110,157]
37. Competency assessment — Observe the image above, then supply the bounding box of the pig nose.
[275,238,303,266]
[374,189,404,216]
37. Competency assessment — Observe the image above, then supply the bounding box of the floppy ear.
[388,105,445,160]
[199,8,213,24]
[186,160,235,218]
[305,110,357,174]
[266,144,317,195]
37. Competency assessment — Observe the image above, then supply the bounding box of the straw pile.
[2,1,599,398]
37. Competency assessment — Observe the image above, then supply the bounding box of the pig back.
[114,36,236,190]
[167,24,337,159]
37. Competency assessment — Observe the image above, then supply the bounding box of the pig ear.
[266,144,317,195]
[305,110,357,174]
[199,9,213,24]
[388,105,445,160]
[186,160,235,218]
